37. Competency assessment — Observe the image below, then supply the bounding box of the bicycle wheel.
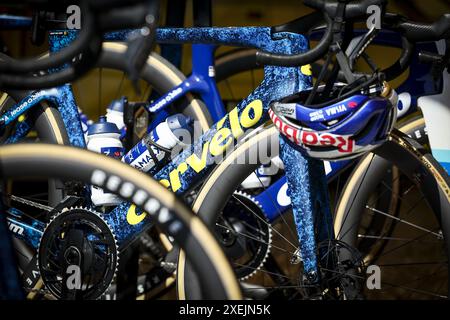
[0,43,215,296]
[1,41,213,134]
[177,119,450,299]
[215,48,259,82]
[0,90,71,206]
[0,91,71,282]
[214,49,261,111]
[77,42,213,132]
[0,143,241,300]
[334,117,450,299]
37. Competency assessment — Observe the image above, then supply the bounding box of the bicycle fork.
[279,136,335,290]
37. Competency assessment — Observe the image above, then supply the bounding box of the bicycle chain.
[9,196,174,298]
[4,195,54,298]
[9,194,53,212]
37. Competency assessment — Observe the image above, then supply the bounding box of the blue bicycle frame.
[0,14,444,282]
[148,44,225,122]
[1,20,335,280]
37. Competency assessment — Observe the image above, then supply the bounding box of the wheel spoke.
[335,154,377,240]
[253,174,299,248]
[215,223,295,256]
[365,205,442,238]
[231,194,299,251]
[377,227,443,259]
[357,234,442,243]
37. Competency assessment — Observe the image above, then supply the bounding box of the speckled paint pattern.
[6,118,32,144]
[5,208,45,249]
[1,85,86,148]
[279,137,334,280]
[3,27,333,280]
[105,27,330,276]
[48,31,88,148]
[153,28,310,192]
[55,85,86,148]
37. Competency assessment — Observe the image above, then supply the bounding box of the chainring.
[38,207,118,300]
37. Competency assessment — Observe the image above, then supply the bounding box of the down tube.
[103,30,312,247]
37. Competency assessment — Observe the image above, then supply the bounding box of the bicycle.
[0,0,241,300]
[1,0,449,300]
[174,1,450,299]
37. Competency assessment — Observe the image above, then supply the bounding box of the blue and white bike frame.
[0,14,448,281]
[1,19,332,280]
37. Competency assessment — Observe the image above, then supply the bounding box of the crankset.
[38,207,118,300]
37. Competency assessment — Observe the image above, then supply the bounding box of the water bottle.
[78,107,93,143]
[106,97,126,133]
[122,114,192,174]
[241,156,284,189]
[87,116,124,206]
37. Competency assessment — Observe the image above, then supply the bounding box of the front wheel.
[177,121,450,299]
[0,144,242,300]
[335,118,450,299]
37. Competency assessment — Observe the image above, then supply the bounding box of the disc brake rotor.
[217,191,272,280]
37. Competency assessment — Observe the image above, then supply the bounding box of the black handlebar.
[2,0,449,87]
[304,0,387,19]
[256,0,387,66]
[385,13,450,42]
[0,1,95,74]
[256,13,333,67]
[0,0,160,90]
[382,36,414,81]
[256,0,449,82]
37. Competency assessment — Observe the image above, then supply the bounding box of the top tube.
[48,27,310,56]
[105,27,310,52]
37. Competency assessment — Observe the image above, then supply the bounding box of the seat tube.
[279,136,334,284]
[192,44,226,121]
[47,30,87,148]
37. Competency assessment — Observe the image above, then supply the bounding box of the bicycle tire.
[215,48,259,82]
[0,44,215,281]
[334,117,450,298]
[0,42,214,150]
[0,143,241,300]
[0,93,71,279]
[176,121,450,299]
